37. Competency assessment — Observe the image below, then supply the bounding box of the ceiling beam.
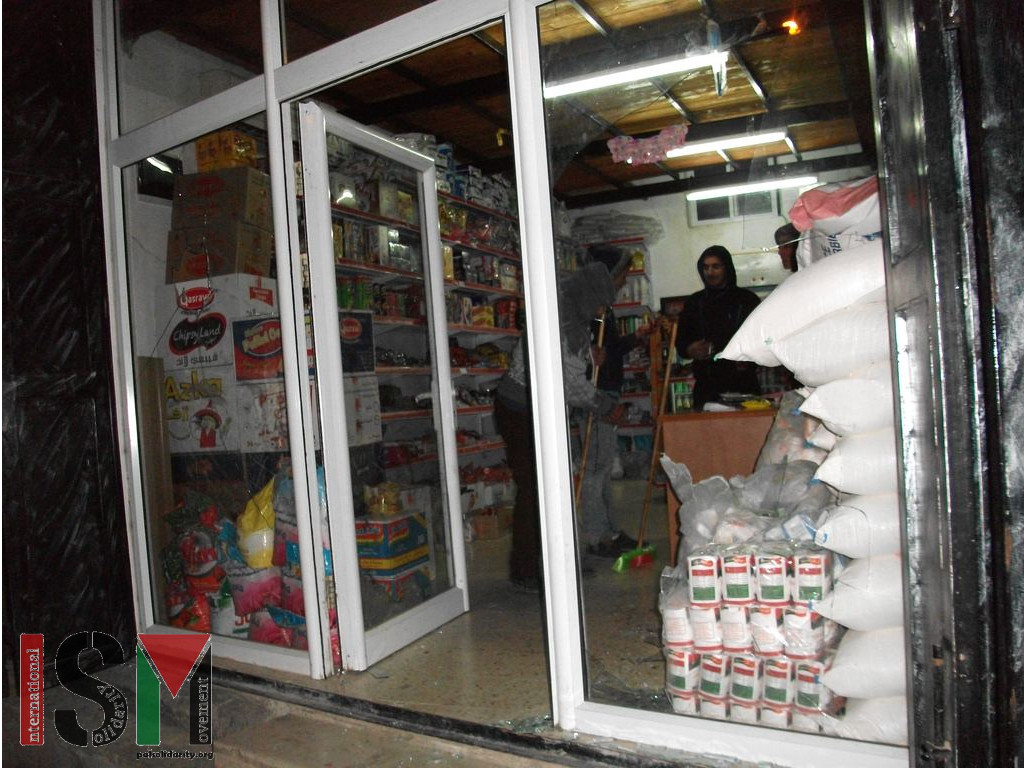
[561,150,876,209]
[343,74,509,124]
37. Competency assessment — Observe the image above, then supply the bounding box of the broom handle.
[637,319,678,549]
[574,318,607,509]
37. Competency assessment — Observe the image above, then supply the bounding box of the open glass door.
[298,101,468,670]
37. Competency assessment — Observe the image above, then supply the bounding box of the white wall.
[572,166,873,308]
[117,31,254,134]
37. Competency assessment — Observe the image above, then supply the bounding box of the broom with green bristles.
[613,319,678,572]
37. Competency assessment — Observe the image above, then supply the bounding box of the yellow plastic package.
[237,478,275,568]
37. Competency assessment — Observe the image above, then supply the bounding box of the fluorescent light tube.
[686,175,819,201]
[146,156,174,174]
[544,51,729,99]
[665,131,788,158]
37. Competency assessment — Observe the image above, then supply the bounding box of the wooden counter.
[662,409,776,565]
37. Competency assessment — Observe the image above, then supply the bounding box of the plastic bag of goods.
[659,569,695,650]
[223,559,282,616]
[662,457,733,556]
[755,391,830,468]
[237,477,276,568]
[770,301,891,387]
[800,368,894,437]
[730,459,823,515]
[822,695,908,746]
[718,239,885,366]
[814,493,901,558]
[812,554,904,631]
[821,626,905,699]
[815,427,899,496]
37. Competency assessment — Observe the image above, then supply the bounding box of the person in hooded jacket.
[675,245,761,409]
[494,262,629,590]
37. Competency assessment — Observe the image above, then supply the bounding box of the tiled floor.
[216,476,674,736]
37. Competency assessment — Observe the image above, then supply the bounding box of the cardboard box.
[378,183,418,226]
[194,130,259,173]
[171,166,271,230]
[233,317,285,381]
[368,563,431,602]
[163,368,239,453]
[469,506,512,540]
[343,373,382,446]
[358,545,430,575]
[166,220,274,283]
[156,275,277,372]
[356,510,430,562]
[235,381,289,453]
[338,311,375,373]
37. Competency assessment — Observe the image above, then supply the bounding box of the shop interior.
[114,0,901,759]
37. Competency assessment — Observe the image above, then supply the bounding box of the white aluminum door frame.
[505,2,908,765]
[298,101,467,670]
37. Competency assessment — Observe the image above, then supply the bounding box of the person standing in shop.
[577,249,653,560]
[775,222,800,273]
[494,262,628,591]
[676,245,761,409]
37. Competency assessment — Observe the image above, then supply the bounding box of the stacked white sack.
[819,626,908,744]
[770,301,891,388]
[814,494,902,559]
[718,239,886,367]
[719,193,906,743]
[787,176,884,270]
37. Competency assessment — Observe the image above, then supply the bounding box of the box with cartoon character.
[157,275,278,373]
[163,368,240,453]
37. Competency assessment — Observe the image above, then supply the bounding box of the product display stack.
[709,180,908,745]
[159,138,287,459]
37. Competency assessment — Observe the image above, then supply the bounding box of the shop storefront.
[92,1,1017,765]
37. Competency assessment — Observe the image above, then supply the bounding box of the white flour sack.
[812,554,904,631]
[814,427,899,495]
[821,626,906,698]
[822,696,908,746]
[771,301,891,387]
[807,422,839,451]
[718,239,885,367]
[814,493,901,557]
[800,372,895,436]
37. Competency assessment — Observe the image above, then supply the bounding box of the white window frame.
[92,0,910,763]
[687,189,780,226]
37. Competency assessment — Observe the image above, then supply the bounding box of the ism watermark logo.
[20,632,213,749]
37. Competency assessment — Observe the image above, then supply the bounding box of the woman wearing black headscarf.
[675,245,761,409]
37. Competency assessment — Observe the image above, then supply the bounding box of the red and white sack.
[822,696,908,746]
[812,554,904,631]
[814,427,899,495]
[790,176,881,236]
[814,493,902,558]
[800,367,895,436]
[789,176,883,268]
[821,626,905,699]
[770,301,891,387]
[718,239,885,367]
